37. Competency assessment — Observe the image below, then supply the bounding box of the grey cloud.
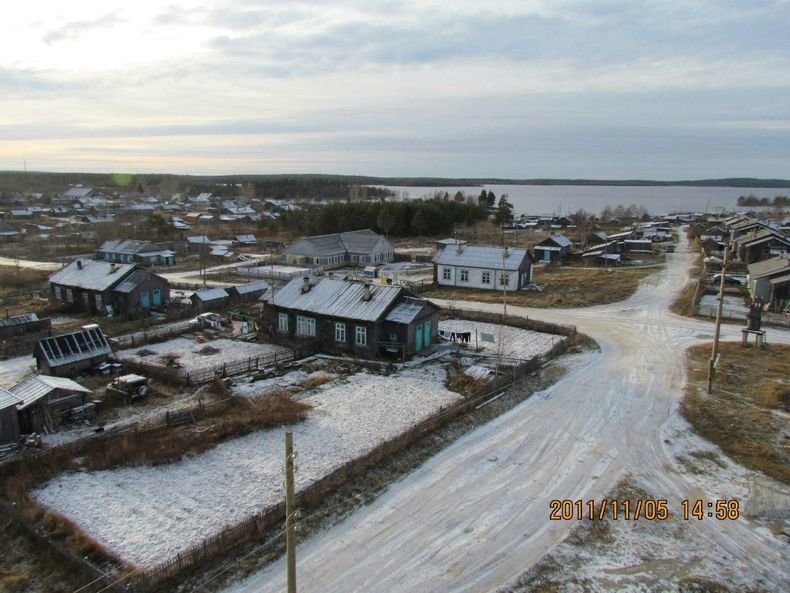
[0,67,72,93]
[43,13,122,45]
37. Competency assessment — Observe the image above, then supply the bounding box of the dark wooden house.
[264,276,439,359]
[111,269,170,316]
[533,235,572,263]
[228,281,269,304]
[10,375,92,434]
[0,312,51,340]
[0,389,21,444]
[191,288,230,312]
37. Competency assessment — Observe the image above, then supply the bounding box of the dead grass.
[81,394,311,471]
[0,266,50,293]
[301,374,333,389]
[682,342,790,484]
[426,265,659,308]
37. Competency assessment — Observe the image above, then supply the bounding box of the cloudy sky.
[2,0,789,179]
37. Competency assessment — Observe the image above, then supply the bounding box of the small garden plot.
[117,337,291,373]
[34,365,461,568]
[439,319,562,360]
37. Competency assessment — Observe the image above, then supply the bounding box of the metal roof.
[236,234,257,243]
[433,245,530,271]
[234,280,269,295]
[113,270,151,293]
[770,272,790,285]
[49,260,135,291]
[0,388,20,410]
[193,288,229,301]
[748,255,790,279]
[536,235,572,248]
[268,277,403,321]
[285,229,393,257]
[36,328,113,368]
[10,375,91,409]
[98,239,160,255]
[385,297,428,324]
[0,312,39,327]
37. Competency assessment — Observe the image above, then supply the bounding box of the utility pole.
[502,248,508,318]
[285,431,297,593]
[707,245,729,393]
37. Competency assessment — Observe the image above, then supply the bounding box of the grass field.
[425,264,661,308]
[682,342,790,484]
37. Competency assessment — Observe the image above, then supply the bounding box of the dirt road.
[220,235,790,593]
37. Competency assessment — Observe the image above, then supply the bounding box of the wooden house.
[97,239,176,266]
[732,229,789,264]
[533,235,572,263]
[191,288,230,312]
[747,255,790,308]
[284,229,394,268]
[228,281,269,304]
[0,389,21,444]
[0,312,51,340]
[34,326,114,377]
[11,375,92,434]
[434,244,533,291]
[264,276,438,359]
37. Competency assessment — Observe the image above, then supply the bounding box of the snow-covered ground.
[438,319,562,360]
[117,337,291,372]
[232,370,335,398]
[34,366,461,568]
[697,294,748,319]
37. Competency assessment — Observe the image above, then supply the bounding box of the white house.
[433,244,533,291]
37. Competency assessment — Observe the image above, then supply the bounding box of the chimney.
[110,263,117,273]
[362,284,372,301]
[456,241,463,254]
[301,276,311,293]
[76,260,83,270]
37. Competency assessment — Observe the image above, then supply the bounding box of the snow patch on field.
[117,337,291,372]
[35,366,461,568]
[438,319,562,360]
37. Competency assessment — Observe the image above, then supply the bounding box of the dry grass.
[82,394,311,471]
[671,251,703,317]
[0,266,50,293]
[682,342,790,484]
[426,265,659,308]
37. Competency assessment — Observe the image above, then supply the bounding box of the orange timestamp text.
[549,498,740,521]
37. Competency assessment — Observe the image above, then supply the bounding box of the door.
[152,289,161,306]
[543,249,551,262]
[423,320,431,349]
[140,291,150,308]
[415,323,423,351]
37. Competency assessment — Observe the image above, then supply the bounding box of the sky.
[1,0,789,179]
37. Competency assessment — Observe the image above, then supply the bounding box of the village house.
[580,241,621,266]
[533,234,572,264]
[191,288,230,312]
[10,375,92,434]
[732,228,790,264]
[34,326,115,377]
[699,225,726,243]
[0,221,21,241]
[0,312,51,340]
[433,244,534,291]
[284,229,395,268]
[235,234,257,246]
[264,276,439,359]
[49,259,170,316]
[0,389,21,444]
[97,239,176,266]
[747,255,790,310]
[228,280,268,304]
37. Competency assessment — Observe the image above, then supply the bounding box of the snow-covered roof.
[99,239,159,255]
[50,260,135,291]
[536,234,572,248]
[233,280,268,295]
[10,375,91,409]
[113,270,158,294]
[268,277,403,322]
[236,234,257,243]
[285,229,393,257]
[434,245,530,271]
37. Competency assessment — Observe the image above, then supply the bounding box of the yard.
[438,319,563,360]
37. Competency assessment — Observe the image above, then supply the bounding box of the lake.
[381,184,789,217]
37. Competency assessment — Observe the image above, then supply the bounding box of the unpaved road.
[224,232,789,593]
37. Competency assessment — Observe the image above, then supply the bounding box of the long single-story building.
[433,244,533,291]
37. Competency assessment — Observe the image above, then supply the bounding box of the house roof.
[285,229,393,257]
[64,186,95,198]
[748,256,790,279]
[0,221,19,234]
[267,277,403,321]
[0,312,39,327]
[193,288,229,301]
[736,228,789,248]
[434,245,530,271]
[49,260,135,291]
[98,239,160,255]
[10,375,91,409]
[536,235,572,248]
[113,270,156,294]
[187,235,211,244]
[233,280,269,295]
[0,388,20,410]
[385,297,430,324]
[770,272,790,286]
[36,327,113,368]
[236,234,257,243]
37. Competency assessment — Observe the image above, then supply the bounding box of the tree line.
[736,195,789,207]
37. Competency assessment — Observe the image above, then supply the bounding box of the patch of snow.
[439,319,562,360]
[35,367,461,568]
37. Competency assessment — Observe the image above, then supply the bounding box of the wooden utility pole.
[707,246,729,393]
[502,248,508,318]
[285,432,297,593]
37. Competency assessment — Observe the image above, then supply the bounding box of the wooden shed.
[11,375,92,434]
[0,389,21,444]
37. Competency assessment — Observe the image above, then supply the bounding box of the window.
[335,322,346,342]
[54,286,62,300]
[278,313,289,333]
[390,332,398,342]
[500,273,510,286]
[296,315,316,337]
[66,289,74,303]
[482,271,491,284]
[442,267,452,280]
[95,294,103,310]
[460,269,469,282]
[355,325,367,346]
